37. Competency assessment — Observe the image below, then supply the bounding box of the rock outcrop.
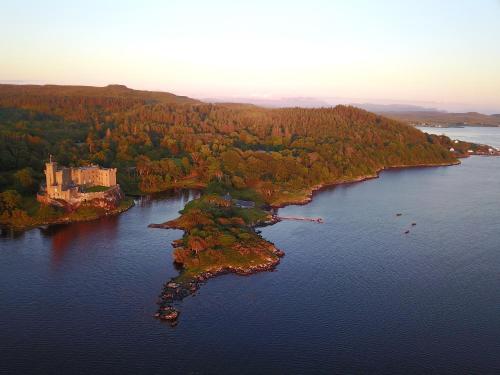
[37,185,124,211]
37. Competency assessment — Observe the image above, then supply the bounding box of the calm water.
[419,126,500,149]
[2,132,500,373]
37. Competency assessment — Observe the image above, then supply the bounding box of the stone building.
[39,157,121,208]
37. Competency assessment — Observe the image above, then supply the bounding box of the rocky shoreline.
[270,160,461,209]
[155,242,284,324]
[151,161,462,324]
[3,198,135,232]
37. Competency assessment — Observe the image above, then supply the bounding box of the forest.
[0,84,457,228]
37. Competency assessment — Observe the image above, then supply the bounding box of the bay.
[419,126,500,149]
[1,129,500,374]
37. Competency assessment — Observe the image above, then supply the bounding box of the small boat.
[411,223,417,226]
[396,213,403,217]
[404,230,410,234]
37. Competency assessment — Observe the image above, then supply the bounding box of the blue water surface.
[1,135,500,374]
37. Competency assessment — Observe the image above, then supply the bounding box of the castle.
[38,157,122,208]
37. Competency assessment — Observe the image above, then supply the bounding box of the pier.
[274,215,324,223]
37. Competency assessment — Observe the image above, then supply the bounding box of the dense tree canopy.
[0,84,458,226]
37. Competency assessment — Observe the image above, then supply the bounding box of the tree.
[14,167,36,193]
[0,190,22,213]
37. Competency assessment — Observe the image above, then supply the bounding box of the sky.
[1,0,500,113]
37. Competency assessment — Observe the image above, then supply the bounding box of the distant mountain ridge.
[204,96,331,108]
[2,84,497,127]
[0,84,200,105]
[204,96,500,123]
[352,103,440,113]
[378,110,500,127]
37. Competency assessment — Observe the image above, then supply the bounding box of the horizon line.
[1,80,498,115]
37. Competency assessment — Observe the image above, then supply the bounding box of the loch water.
[1,131,500,374]
[419,126,500,149]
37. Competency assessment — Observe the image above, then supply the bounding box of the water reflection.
[0,226,26,240]
[137,189,200,208]
[39,216,121,266]
[8,189,200,268]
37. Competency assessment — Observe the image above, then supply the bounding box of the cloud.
[0,79,43,85]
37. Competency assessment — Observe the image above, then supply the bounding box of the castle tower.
[45,155,57,188]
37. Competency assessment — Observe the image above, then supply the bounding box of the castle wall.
[46,184,76,201]
[100,169,117,187]
[70,166,116,187]
[76,185,122,202]
[55,168,71,189]
[43,161,118,202]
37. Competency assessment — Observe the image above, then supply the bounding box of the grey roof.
[235,200,255,208]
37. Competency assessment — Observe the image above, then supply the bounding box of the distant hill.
[0,84,200,105]
[378,111,500,127]
[352,103,439,113]
[204,96,331,108]
[2,84,497,127]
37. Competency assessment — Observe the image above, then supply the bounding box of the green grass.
[68,205,103,220]
[119,198,135,210]
[83,185,109,193]
[232,206,268,225]
[20,196,41,216]
[205,181,265,206]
